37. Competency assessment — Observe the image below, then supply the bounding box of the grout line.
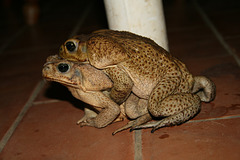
[134,130,143,160]
[192,0,240,66]
[33,99,61,105]
[0,80,45,153]
[188,115,240,124]
[68,1,94,38]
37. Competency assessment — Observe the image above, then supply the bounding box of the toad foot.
[132,103,201,133]
[112,113,152,135]
[77,117,96,127]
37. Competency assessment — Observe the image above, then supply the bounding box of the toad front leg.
[104,66,133,104]
[77,103,127,125]
[69,88,120,128]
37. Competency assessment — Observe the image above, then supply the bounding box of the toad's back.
[87,30,194,98]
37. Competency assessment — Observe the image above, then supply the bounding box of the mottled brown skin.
[59,30,216,133]
[42,55,127,128]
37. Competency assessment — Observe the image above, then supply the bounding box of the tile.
[1,51,49,78]
[168,26,228,60]
[3,23,73,52]
[0,77,40,140]
[198,0,240,38]
[0,0,105,141]
[142,118,240,160]
[181,52,239,76]
[225,37,240,58]
[210,12,240,38]
[0,6,25,44]
[0,102,134,160]
[0,49,47,139]
[164,0,205,30]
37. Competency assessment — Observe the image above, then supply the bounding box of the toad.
[42,55,126,128]
[58,30,216,133]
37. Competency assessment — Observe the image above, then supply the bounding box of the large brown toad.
[58,29,216,133]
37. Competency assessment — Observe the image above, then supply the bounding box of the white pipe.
[104,0,168,51]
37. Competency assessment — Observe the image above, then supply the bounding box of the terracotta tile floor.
[0,0,240,159]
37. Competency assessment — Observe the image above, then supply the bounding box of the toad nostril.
[43,65,50,71]
[45,66,50,70]
[59,46,63,52]
[58,63,69,73]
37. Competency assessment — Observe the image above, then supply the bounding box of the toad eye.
[65,41,77,52]
[58,63,70,73]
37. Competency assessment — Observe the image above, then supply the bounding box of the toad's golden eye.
[58,63,70,73]
[66,41,77,52]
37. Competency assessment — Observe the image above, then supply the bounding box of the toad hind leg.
[112,94,151,135]
[133,93,201,133]
[112,113,152,135]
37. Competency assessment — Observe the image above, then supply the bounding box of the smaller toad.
[42,55,126,128]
